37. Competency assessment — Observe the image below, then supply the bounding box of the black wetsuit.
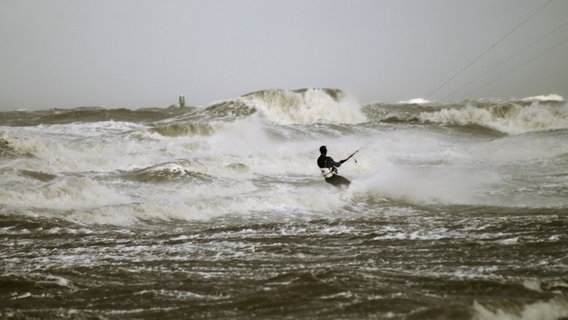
[317,154,351,188]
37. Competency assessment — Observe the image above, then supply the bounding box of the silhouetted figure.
[317,146,351,188]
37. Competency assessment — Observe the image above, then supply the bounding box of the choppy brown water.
[1,89,568,319]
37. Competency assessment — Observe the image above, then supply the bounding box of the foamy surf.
[1,89,567,319]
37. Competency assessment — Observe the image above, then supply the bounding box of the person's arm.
[327,157,343,167]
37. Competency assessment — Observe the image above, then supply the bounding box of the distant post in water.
[179,94,185,112]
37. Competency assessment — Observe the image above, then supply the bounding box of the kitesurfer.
[317,146,351,188]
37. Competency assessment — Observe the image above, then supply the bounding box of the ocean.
[1,88,567,319]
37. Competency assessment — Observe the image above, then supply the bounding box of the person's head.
[319,146,327,155]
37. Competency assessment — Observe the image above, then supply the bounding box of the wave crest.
[420,102,568,134]
[119,161,217,184]
[365,99,568,134]
[238,88,366,124]
[150,122,218,137]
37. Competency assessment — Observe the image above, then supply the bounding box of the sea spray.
[239,88,366,124]
[418,101,568,134]
[1,89,567,319]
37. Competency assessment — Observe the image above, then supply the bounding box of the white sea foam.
[352,161,501,205]
[521,94,564,102]
[473,297,568,320]
[398,98,430,104]
[419,102,568,134]
[241,88,366,124]
[2,93,568,225]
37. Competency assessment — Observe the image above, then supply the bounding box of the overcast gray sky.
[1,0,567,110]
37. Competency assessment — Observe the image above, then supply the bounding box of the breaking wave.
[139,88,366,137]
[238,88,366,124]
[365,98,568,134]
[118,160,218,184]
